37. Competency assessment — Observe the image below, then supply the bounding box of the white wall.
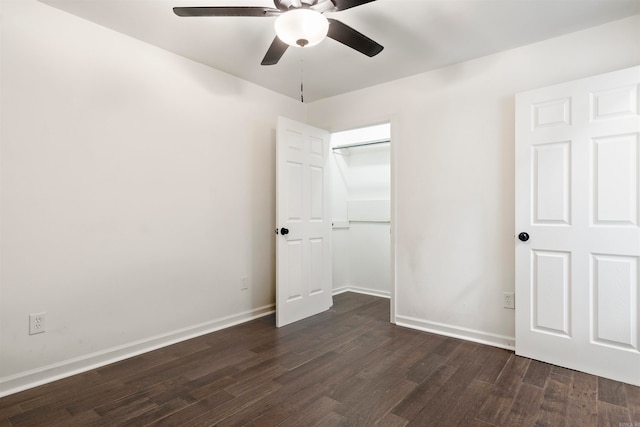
[308,14,640,349]
[0,0,305,395]
[331,125,391,297]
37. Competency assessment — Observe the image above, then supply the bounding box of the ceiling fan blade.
[327,18,383,57]
[173,7,280,17]
[331,0,376,11]
[261,36,289,65]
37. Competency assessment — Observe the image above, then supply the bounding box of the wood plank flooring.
[1,292,639,426]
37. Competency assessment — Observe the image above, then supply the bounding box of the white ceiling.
[40,0,640,102]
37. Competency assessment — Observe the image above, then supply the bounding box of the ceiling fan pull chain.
[300,55,305,103]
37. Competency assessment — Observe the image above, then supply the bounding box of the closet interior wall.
[330,124,391,297]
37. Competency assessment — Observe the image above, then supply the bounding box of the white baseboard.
[395,315,515,351]
[332,286,391,299]
[0,304,275,398]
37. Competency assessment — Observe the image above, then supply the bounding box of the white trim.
[395,315,516,351]
[332,286,391,299]
[389,115,397,325]
[0,304,275,398]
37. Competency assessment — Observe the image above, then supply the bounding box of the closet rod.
[331,138,390,151]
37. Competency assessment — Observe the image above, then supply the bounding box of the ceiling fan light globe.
[275,9,329,48]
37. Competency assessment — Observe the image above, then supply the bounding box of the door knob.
[518,232,529,242]
[280,227,289,236]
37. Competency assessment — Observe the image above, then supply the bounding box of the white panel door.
[276,116,332,327]
[516,66,640,386]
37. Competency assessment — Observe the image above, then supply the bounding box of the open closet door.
[276,117,332,327]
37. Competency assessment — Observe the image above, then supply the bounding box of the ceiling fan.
[173,0,383,65]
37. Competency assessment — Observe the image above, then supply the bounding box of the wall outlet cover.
[29,312,46,335]
[503,292,515,309]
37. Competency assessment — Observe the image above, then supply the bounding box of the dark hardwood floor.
[1,292,639,426]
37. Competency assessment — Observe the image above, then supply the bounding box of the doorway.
[329,123,392,313]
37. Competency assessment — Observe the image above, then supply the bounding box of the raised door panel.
[309,238,324,295]
[591,133,639,226]
[592,254,638,350]
[287,162,303,221]
[591,85,639,121]
[310,165,324,221]
[532,250,571,337]
[286,241,303,301]
[532,142,571,225]
[532,98,572,129]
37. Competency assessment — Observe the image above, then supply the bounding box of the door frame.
[325,116,398,323]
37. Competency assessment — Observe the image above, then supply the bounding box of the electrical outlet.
[503,292,515,309]
[240,276,249,291]
[29,312,46,335]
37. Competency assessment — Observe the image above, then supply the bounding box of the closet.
[330,123,391,297]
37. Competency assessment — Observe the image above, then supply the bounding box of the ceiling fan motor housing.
[274,8,329,48]
[274,0,329,11]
